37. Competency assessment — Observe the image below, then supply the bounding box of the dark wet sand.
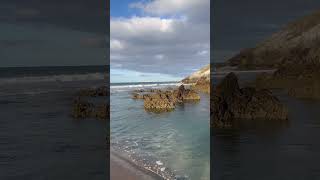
[110,152,161,180]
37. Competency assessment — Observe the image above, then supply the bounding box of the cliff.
[227,10,320,69]
[182,64,210,93]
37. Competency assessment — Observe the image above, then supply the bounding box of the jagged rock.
[72,97,94,118]
[133,85,200,112]
[192,77,210,93]
[72,97,109,120]
[212,73,288,128]
[93,104,109,119]
[144,93,175,112]
[182,65,210,93]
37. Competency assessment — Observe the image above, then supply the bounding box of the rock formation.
[212,73,288,128]
[182,64,210,93]
[72,86,109,120]
[132,85,200,112]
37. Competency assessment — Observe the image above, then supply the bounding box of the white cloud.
[110,0,210,79]
[111,17,180,40]
[110,39,125,51]
[197,50,208,56]
[130,0,209,20]
[154,54,165,60]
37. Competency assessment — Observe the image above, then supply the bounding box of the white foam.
[111,82,182,90]
[0,73,105,84]
[156,160,163,166]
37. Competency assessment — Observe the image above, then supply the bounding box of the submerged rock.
[212,73,288,128]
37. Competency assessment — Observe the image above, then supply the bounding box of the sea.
[212,71,320,180]
[110,82,210,180]
[0,66,108,180]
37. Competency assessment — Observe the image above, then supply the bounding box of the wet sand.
[110,152,161,180]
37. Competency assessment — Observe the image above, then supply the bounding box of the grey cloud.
[111,0,210,76]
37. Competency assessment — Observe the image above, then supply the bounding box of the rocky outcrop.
[143,93,176,112]
[212,73,288,128]
[191,77,210,93]
[182,64,210,83]
[133,85,200,112]
[182,65,210,93]
[71,97,109,120]
[72,86,109,120]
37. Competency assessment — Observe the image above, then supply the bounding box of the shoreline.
[110,150,164,180]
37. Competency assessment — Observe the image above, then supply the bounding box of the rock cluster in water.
[132,85,200,112]
[212,73,288,128]
[71,86,109,120]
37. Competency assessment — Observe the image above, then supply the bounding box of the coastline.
[110,150,163,180]
[110,80,210,180]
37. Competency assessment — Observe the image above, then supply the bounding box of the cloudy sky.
[0,0,107,67]
[213,0,320,62]
[110,0,210,83]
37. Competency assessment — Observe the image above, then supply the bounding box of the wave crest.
[0,73,106,84]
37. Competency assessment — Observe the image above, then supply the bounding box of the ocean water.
[212,72,320,180]
[0,66,107,180]
[110,82,210,180]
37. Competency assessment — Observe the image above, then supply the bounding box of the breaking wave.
[0,73,106,84]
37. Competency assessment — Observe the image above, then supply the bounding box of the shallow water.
[111,83,210,180]
[0,66,107,180]
[212,73,320,180]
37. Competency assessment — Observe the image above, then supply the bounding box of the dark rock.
[72,97,94,118]
[72,97,109,120]
[133,85,200,112]
[144,93,175,112]
[212,73,288,128]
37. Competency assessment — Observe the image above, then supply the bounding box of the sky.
[0,0,108,67]
[110,0,210,83]
[213,0,320,62]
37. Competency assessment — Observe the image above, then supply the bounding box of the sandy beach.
[110,152,161,180]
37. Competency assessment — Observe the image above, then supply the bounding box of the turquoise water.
[110,83,210,180]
